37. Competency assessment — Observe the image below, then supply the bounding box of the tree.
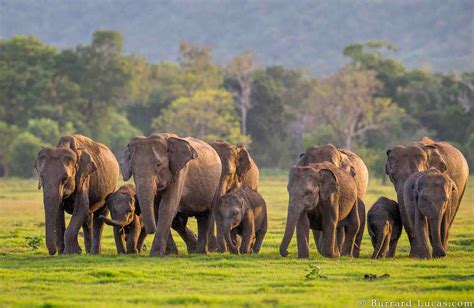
[310,66,404,149]
[56,30,134,140]
[247,68,292,167]
[225,51,255,135]
[151,89,249,145]
[0,36,57,126]
[9,132,43,177]
[104,112,141,157]
[26,118,61,145]
[178,41,222,94]
[0,122,20,176]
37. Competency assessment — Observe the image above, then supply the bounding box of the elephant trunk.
[43,188,62,255]
[430,213,447,258]
[280,204,302,257]
[135,178,157,234]
[101,216,126,227]
[223,225,238,254]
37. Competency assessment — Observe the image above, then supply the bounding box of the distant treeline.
[0,31,472,177]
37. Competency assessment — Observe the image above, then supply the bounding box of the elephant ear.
[236,146,252,180]
[319,168,339,200]
[33,147,47,190]
[423,145,447,173]
[120,145,132,181]
[76,148,98,185]
[385,149,393,177]
[167,137,198,177]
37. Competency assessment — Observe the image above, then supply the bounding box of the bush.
[9,132,44,178]
[104,112,141,157]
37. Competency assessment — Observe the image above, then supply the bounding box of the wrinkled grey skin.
[121,133,221,256]
[280,162,360,258]
[34,135,118,255]
[101,184,147,254]
[217,186,267,254]
[385,137,468,256]
[210,141,259,252]
[298,144,368,257]
[367,197,402,259]
[403,169,458,259]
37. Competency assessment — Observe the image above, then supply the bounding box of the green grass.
[0,176,473,307]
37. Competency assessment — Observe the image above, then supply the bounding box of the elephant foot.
[64,244,82,255]
[432,249,446,258]
[150,250,166,257]
[297,250,310,259]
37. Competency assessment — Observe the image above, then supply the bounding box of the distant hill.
[1,0,472,74]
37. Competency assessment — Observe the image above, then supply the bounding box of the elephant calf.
[404,168,458,259]
[101,184,146,254]
[217,186,267,254]
[367,197,402,259]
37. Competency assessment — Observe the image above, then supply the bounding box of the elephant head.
[120,135,197,234]
[299,144,356,176]
[102,185,140,228]
[385,142,447,203]
[413,169,456,258]
[34,146,97,255]
[280,164,339,257]
[211,141,253,194]
[217,191,245,254]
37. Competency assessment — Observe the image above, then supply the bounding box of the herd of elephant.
[32,134,468,259]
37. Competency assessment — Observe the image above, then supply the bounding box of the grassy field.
[0,175,473,307]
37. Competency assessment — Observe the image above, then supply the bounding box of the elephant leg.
[126,217,142,254]
[321,206,339,258]
[296,213,310,258]
[150,179,184,257]
[82,214,93,254]
[353,199,365,258]
[207,215,218,252]
[253,216,267,254]
[196,212,211,254]
[387,237,399,258]
[113,227,126,254]
[136,229,147,253]
[341,204,360,257]
[171,215,197,254]
[336,227,345,255]
[165,232,179,255]
[240,212,255,254]
[56,206,66,254]
[64,192,89,255]
[313,230,322,255]
[91,206,107,255]
[401,199,416,257]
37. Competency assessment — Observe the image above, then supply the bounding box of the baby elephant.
[101,184,146,254]
[217,186,267,254]
[367,197,402,259]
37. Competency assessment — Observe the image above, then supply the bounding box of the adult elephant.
[385,137,469,255]
[121,133,222,256]
[280,162,360,258]
[34,134,118,255]
[298,144,368,257]
[210,141,259,252]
